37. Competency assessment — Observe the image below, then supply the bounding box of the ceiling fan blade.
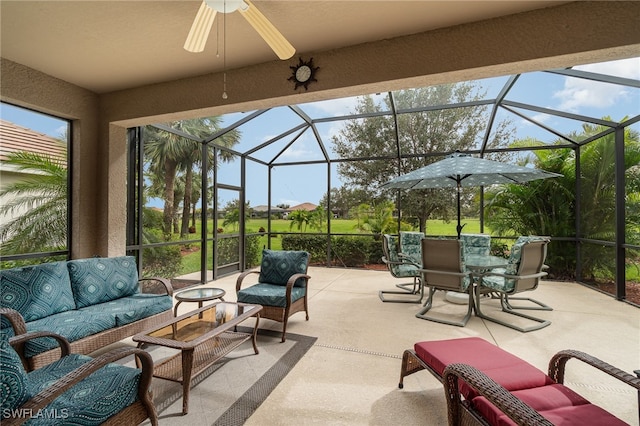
[239,0,295,60]
[184,1,217,53]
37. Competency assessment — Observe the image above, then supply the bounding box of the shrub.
[142,229,182,278]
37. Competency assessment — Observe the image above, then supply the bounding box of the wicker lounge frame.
[1,277,174,370]
[3,329,158,426]
[399,344,640,425]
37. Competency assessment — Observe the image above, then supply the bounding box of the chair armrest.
[549,349,640,390]
[443,363,553,426]
[139,277,174,296]
[481,271,548,280]
[236,270,260,292]
[8,347,155,426]
[283,273,311,301]
[9,331,72,371]
[397,253,421,268]
[0,307,27,335]
[418,268,469,278]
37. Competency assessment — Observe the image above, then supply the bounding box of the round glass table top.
[175,287,226,301]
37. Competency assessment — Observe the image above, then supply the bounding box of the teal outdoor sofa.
[0,256,173,369]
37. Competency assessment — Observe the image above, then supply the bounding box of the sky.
[1,57,638,211]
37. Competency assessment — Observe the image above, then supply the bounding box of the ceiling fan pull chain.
[222,1,228,99]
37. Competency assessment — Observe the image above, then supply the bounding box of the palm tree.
[289,210,311,232]
[0,144,68,254]
[485,120,640,279]
[144,118,240,238]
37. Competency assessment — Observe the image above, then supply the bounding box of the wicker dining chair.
[416,238,474,326]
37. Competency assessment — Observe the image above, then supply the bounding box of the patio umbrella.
[380,151,561,238]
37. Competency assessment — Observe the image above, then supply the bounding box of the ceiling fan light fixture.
[184,0,294,60]
[205,0,246,14]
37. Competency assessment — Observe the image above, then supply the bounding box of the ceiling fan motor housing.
[205,0,248,13]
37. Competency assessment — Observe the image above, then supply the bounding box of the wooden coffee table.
[133,301,262,414]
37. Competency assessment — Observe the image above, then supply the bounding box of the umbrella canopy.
[381,151,562,237]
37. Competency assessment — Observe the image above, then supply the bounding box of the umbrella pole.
[456,182,464,239]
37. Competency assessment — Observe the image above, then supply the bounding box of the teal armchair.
[236,250,311,342]
[0,308,157,426]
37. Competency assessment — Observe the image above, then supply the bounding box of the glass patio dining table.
[464,254,510,273]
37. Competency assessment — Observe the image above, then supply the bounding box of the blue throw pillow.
[0,261,76,322]
[67,256,140,308]
[0,333,30,413]
[259,250,309,287]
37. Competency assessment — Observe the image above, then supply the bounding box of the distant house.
[283,202,318,219]
[0,120,67,227]
[251,205,286,218]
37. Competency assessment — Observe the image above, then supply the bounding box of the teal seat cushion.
[259,250,309,287]
[26,354,140,426]
[385,235,420,278]
[80,294,172,326]
[0,333,31,413]
[237,283,306,308]
[460,234,491,257]
[480,267,513,292]
[23,311,116,358]
[67,256,140,308]
[399,231,424,265]
[1,261,76,322]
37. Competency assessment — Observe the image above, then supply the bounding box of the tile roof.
[288,202,318,211]
[0,119,66,163]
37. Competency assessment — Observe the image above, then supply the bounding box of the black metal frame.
[122,66,639,304]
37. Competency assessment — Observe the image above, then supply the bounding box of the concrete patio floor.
[168,266,639,425]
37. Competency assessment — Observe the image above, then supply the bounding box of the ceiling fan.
[184,0,295,60]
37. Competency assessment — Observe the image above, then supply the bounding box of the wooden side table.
[173,287,226,317]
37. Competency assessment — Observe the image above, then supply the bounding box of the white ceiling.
[0,1,570,94]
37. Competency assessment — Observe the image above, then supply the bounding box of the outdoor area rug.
[134,326,317,425]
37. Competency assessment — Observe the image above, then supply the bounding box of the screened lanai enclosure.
[120,57,640,306]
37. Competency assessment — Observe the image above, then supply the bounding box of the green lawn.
[178,218,485,274]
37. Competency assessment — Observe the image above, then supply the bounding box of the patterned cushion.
[480,267,512,292]
[258,250,309,287]
[385,235,420,278]
[0,333,30,413]
[1,262,76,322]
[237,283,306,308]
[483,236,549,292]
[79,294,172,326]
[460,234,491,257]
[505,236,549,274]
[24,311,116,358]
[26,354,140,425]
[399,231,424,265]
[67,257,140,308]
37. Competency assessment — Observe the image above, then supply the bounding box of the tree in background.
[485,120,640,280]
[354,201,396,235]
[143,118,240,239]
[0,143,68,255]
[319,186,369,219]
[332,84,515,233]
[289,210,311,232]
[222,199,251,232]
